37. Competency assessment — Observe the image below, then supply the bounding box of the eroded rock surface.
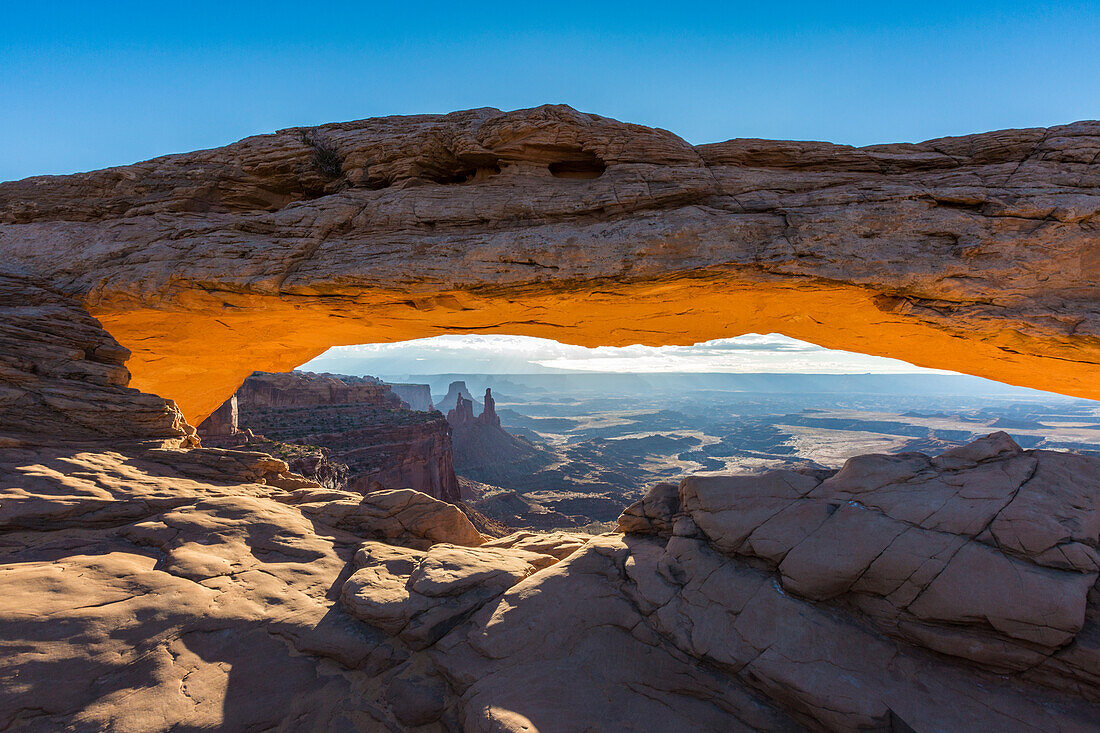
[4,425,1099,730]
[0,442,488,730]
[1,106,1097,422]
[0,273,193,446]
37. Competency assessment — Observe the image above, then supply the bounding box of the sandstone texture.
[0,106,1097,423]
[0,273,193,446]
[5,430,1098,731]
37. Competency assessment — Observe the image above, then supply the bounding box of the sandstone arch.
[1,105,1097,423]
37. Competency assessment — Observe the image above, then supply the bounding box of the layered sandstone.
[230,371,461,501]
[0,106,1097,423]
[0,273,193,446]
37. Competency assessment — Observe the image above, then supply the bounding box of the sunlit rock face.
[1,105,1097,423]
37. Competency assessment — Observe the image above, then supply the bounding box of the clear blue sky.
[2,1,1098,182]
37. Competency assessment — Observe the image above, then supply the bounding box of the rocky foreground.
[3,431,1099,730]
[2,274,1099,730]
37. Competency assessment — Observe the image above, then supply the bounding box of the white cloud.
[303,333,950,375]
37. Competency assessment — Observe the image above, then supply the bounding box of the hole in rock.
[548,152,607,179]
[196,333,1100,537]
[419,154,503,185]
[427,164,503,185]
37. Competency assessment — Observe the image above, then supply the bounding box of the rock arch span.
[1,105,1097,423]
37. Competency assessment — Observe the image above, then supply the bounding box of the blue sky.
[3,2,1098,181]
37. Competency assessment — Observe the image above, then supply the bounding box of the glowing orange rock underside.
[90,274,1100,426]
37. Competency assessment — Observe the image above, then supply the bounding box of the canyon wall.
[234,371,461,501]
[196,394,238,438]
[0,105,1096,424]
[0,273,194,447]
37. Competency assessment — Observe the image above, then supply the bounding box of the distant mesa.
[436,380,481,415]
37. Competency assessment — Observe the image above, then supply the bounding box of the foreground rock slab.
[3,431,1099,731]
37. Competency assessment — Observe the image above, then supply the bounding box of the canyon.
[204,371,460,501]
[1,107,1099,731]
[447,389,555,494]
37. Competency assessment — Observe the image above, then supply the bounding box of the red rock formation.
[3,107,1100,730]
[0,274,194,447]
[2,107,1098,424]
[447,388,554,489]
[236,371,461,502]
[478,388,500,428]
[447,392,476,428]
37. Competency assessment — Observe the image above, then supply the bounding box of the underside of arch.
[1,105,1096,423]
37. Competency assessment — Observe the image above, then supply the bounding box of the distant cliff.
[387,382,434,411]
[235,371,398,409]
[227,371,460,501]
[447,388,554,488]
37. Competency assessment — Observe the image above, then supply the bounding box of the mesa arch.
[0,105,1097,424]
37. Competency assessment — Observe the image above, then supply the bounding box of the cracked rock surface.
[4,428,1099,729]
